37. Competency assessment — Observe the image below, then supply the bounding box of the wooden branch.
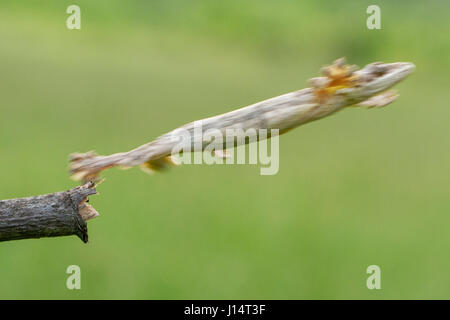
[0,182,99,243]
[70,58,415,181]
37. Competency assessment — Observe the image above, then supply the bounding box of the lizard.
[69,58,415,182]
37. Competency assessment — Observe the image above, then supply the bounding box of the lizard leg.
[348,90,399,108]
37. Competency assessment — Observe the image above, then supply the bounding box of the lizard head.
[310,58,415,107]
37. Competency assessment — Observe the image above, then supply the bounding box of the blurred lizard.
[70,58,415,182]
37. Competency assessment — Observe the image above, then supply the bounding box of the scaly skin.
[70,58,415,182]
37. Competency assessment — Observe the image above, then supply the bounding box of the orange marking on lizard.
[314,62,359,104]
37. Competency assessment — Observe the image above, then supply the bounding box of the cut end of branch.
[73,181,100,221]
[69,181,101,243]
[78,197,99,221]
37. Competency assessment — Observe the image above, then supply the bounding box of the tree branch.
[0,182,99,243]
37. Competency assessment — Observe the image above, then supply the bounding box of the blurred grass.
[0,1,449,299]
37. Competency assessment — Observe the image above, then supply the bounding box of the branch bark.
[0,182,99,243]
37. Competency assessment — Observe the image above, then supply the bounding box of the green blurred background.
[0,0,449,299]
